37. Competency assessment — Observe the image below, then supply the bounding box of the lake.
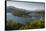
[7,12,41,24]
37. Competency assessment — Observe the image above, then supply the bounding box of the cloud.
[7,1,45,11]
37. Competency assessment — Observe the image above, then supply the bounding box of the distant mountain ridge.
[7,6,45,17]
[7,6,30,13]
[7,6,31,16]
[7,6,45,12]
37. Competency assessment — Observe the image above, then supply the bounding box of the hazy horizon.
[7,1,45,11]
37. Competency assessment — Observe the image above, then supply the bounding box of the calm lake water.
[7,12,40,24]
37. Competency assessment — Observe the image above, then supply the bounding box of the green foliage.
[6,19,45,30]
[6,20,17,30]
[13,11,25,16]
[32,19,45,28]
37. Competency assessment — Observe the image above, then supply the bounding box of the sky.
[7,1,45,11]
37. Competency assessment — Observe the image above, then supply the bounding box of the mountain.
[7,6,31,16]
[7,6,16,13]
[7,6,45,17]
